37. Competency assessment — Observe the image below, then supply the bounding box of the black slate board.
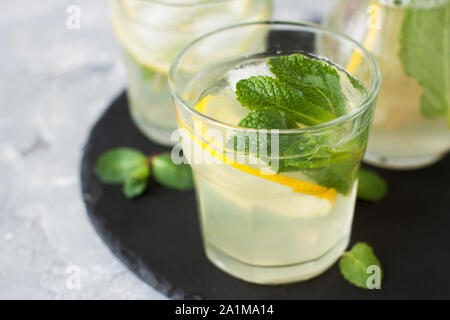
[81,91,450,299]
[81,29,450,299]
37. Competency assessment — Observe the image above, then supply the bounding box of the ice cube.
[226,62,273,92]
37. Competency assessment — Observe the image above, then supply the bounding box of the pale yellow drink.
[172,49,377,284]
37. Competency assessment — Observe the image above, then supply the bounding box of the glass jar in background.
[108,0,273,146]
[169,22,380,284]
[325,0,450,169]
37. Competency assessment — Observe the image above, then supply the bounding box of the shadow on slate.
[81,31,450,299]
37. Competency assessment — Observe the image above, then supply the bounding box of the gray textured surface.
[0,0,331,299]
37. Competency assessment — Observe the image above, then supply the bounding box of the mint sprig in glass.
[170,22,380,284]
[109,0,273,146]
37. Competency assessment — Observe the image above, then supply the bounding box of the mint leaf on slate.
[339,242,383,289]
[95,147,150,199]
[95,148,149,184]
[279,134,365,194]
[123,177,148,199]
[231,109,298,157]
[95,149,194,198]
[399,0,450,125]
[236,76,335,126]
[357,168,388,202]
[151,153,194,191]
[268,54,348,117]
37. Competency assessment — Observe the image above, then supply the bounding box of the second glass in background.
[325,0,450,169]
[109,0,273,145]
[170,22,380,284]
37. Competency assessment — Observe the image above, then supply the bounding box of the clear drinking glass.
[325,0,450,169]
[109,0,273,146]
[169,22,380,284]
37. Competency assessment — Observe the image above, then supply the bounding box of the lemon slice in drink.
[180,95,338,203]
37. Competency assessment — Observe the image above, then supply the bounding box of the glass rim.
[169,21,381,134]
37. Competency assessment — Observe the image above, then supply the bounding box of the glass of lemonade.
[169,22,380,284]
[109,0,273,146]
[325,0,450,169]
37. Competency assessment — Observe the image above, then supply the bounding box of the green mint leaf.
[95,148,149,184]
[236,76,335,126]
[141,65,155,82]
[339,242,383,289]
[151,153,194,191]
[232,53,367,194]
[123,177,147,199]
[238,109,298,129]
[268,54,348,117]
[277,132,364,194]
[399,0,450,125]
[357,168,388,202]
[229,110,298,158]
